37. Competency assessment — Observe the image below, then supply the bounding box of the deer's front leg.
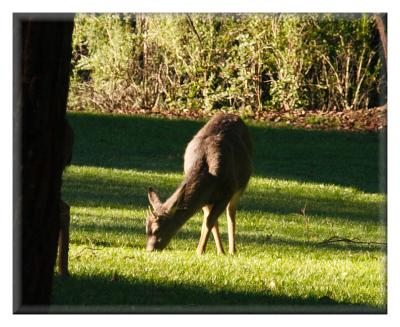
[211,221,225,255]
[197,203,226,255]
[58,199,70,277]
[201,205,225,255]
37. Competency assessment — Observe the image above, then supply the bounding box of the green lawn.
[51,111,386,313]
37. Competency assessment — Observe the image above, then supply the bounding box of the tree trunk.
[13,14,74,312]
[374,13,387,70]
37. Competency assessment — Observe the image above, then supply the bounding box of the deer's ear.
[147,206,157,220]
[148,187,162,212]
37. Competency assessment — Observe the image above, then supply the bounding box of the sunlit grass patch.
[56,165,386,310]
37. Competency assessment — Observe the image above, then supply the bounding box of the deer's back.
[184,114,252,202]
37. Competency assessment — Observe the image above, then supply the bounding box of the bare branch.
[186,14,203,46]
[319,236,386,246]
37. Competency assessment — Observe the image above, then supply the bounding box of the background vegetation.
[52,112,386,312]
[68,13,386,114]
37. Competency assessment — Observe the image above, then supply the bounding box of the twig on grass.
[319,236,386,246]
[72,246,100,259]
[301,201,310,242]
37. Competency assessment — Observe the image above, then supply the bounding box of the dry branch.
[319,236,386,246]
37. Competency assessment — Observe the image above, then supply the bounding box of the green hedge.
[68,13,385,113]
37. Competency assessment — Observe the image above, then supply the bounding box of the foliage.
[68,13,385,113]
[52,112,386,310]
[69,14,137,111]
[305,14,385,110]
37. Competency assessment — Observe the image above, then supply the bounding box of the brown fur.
[146,113,252,254]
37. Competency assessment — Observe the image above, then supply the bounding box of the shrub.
[68,13,385,113]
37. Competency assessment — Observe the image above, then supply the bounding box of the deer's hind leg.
[226,191,242,255]
[197,203,226,255]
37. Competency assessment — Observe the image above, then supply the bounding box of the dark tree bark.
[374,13,387,70]
[13,14,74,311]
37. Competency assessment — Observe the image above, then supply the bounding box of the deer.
[146,113,252,255]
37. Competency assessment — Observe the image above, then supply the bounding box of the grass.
[51,111,387,313]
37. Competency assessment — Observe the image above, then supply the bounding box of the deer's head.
[145,186,185,251]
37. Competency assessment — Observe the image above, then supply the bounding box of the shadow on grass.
[67,111,386,194]
[50,274,385,313]
[63,170,383,223]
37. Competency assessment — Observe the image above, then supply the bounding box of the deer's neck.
[164,165,213,230]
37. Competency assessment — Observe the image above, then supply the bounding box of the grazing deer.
[146,113,252,255]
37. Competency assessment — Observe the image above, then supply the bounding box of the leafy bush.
[68,13,385,113]
[304,14,385,111]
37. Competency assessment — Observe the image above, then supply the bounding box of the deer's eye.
[152,225,160,235]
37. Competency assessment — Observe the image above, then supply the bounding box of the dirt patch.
[81,105,387,132]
